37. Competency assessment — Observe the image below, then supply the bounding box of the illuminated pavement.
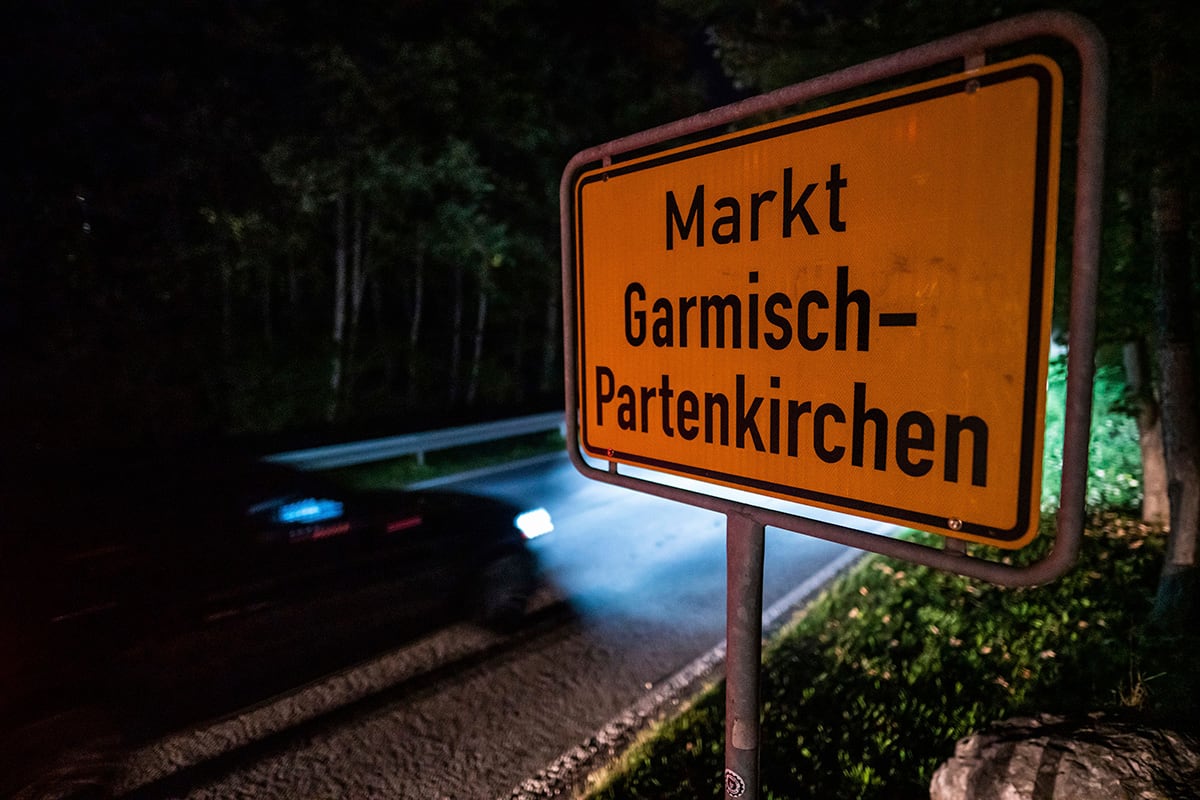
[120,454,881,799]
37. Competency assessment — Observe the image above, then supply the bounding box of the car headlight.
[515,507,553,540]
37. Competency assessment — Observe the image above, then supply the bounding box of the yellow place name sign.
[572,56,1063,548]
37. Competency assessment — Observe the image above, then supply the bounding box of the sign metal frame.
[561,12,1105,800]
[572,55,1061,549]
[561,10,1106,588]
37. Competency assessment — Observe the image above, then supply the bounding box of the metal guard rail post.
[264,411,566,470]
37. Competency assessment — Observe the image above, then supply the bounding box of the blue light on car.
[515,507,553,540]
[276,498,344,524]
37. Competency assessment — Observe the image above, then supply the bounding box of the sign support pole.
[725,512,766,799]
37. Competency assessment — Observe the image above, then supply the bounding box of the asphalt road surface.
[118,454,886,799]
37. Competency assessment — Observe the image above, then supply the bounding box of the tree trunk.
[448,265,464,407]
[371,266,394,392]
[540,276,560,396]
[343,193,369,408]
[287,253,301,335]
[327,189,349,423]
[466,280,488,406]
[1148,23,1200,629]
[1124,340,1169,525]
[260,255,273,351]
[511,312,527,405]
[406,250,424,410]
[1149,165,1200,630]
[220,256,234,360]
[216,250,235,429]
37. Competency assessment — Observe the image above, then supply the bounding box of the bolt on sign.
[571,56,1062,548]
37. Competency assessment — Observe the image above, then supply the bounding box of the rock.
[929,713,1200,800]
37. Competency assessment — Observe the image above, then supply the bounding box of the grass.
[1042,357,1143,513]
[583,360,1196,798]
[584,515,1197,799]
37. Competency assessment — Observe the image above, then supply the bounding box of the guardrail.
[264,411,567,470]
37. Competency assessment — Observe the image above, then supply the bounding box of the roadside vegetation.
[1041,359,1144,512]
[329,430,566,489]
[584,363,1197,798]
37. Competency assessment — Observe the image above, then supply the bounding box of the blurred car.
[0,450,550,798]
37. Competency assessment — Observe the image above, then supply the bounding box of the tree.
[677,0,1200,609]
[1146,6,1200,628]
[5,0,712,443]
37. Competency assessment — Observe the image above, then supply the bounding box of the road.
[118,454,883,799]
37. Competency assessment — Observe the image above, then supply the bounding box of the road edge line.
[407,451,567,490]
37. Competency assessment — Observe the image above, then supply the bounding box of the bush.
[588,514,1175,799]
[1042,358,1142,513]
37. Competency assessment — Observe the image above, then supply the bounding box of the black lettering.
[851,382,888,470]
[712,197,741,245]
[679,296,698,348]
[750,190,777,240]
[652,298,674,346]
[624,283,646,346]
[735,374,764,451]
[814,403,846,463]
[783,167,819,237]
[595,368,988,491]
[764,293,793,350]
[678,391,700,440]
[659,375,675,437]
[617,385,636,430]
[700,294,741,348]
[748,272,759,349]
[667,185,704,249]
[787,400,813,457]
[836,265,870,351]
[595,365,614,426]
[945,415,989,487]
[768,376,781,454]
[896,410,935,477]
[798,290,829,350]
[638,385,656,433]
[826,163,847,233]
[705,392,729,445]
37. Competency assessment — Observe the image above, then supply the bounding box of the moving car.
[0,450,551,798]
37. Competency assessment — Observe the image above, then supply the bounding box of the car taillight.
[386,516,422,534]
